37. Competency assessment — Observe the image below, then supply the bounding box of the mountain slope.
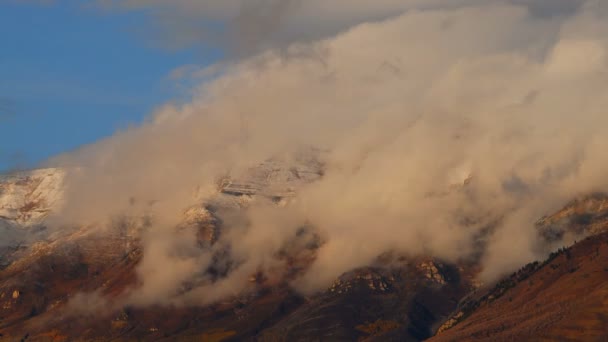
[431,232,608,341]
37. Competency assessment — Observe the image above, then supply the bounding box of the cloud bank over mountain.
[49,0,608,306]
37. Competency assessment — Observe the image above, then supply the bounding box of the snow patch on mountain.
[0,168,65,227]
[219,153,324,200]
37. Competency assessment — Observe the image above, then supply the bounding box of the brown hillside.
[431,232,608,341]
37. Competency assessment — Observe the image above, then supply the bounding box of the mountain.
[0,168,64,228]
[0,168,65,270]
[431,194,608,341]
[0,163,478,341]
[1,166,607,341]
[431,231,608,341]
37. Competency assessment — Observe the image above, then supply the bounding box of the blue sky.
[0,1,220,172]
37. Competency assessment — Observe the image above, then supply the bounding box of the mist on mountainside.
[46,0,608,307]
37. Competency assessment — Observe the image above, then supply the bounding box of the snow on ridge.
[219,154,324,199]
[0,151,323,231]
[0,168,65,227]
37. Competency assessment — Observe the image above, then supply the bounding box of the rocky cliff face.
[537,193,608,242]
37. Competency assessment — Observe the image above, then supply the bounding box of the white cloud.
[54,0,608,306]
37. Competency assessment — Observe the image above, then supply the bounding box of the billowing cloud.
[52,0,608,306]
[101,0,587,55]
